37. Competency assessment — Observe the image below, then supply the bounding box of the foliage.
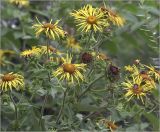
[1,0,159,131]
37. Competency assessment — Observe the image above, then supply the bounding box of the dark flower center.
[81,52,93,63]
[63,63,76,74]
[2,74,15,81]
[43,23,55,29]
[109,65,119,75]
[132,84,142,94]
[87,16,97,24]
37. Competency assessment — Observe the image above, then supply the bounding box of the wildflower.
[9,0,29,7]
[109,64,120,76]
[81,52,93,64]
[40,45,63,56]
[139,71,151,81]
[143,65,160,81]
[20,47,41,57]
[134,59,140,65]
[53,54,86,83]
[96,53,109,61]
[122,76,154,103]
[66,36,82,51]
[0,72,24,92]
[0,49,15,66]
[70,4,109,32]
[124,65,134,72]
[107,64,120,81]
[101,7,125,27]
[32,17,64,39]
[124,64,139,76]
[99,119,118,132]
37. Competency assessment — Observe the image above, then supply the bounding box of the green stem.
[85,30,93,48]
[46,37,51,82]
[56,87,69,124]
[46,37,50,60]
[39,92,48,130]
[9,92,19,131]
[78,74,105,101]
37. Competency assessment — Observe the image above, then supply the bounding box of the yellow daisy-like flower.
[0,72,24,92]
[20,46,41,57]
[96,53,109,61]
[124,65,134,72]
[32,17,64,39]
[0,49,15,66]
[122,76,154,103]
[143,65,160,81]
[124,65,140,76]
[70,4,109,32]
[40,45,63,56]
[53,54,86,83]
[9,0,29,7]
[99,119,118,132]
[101,7,125,27]
[66,36,82,51]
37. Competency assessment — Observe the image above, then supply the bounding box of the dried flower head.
[99,118,118,132]
[81,52,93,64]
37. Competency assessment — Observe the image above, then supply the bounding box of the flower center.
[86,16,97,24]
[2,74,15,81]
[132,84,142,94]
[81,52,93,63]
[109,65,119,75]
[49,46,57,53]
[63,63,76,74]
[43,23,55,29]
[107,121,118,130]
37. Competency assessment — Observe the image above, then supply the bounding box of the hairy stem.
[46,37,51,82]
[9,92,19,131]
[39,92,48,130]
[56,87,69,124]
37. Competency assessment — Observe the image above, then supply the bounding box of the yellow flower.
[96,53,109,61]
[124,65,134,72]
[66,36,82,52]
[32,17,64,39]
[101,7,125,27]
[99,119,118,132]
[0,72,24,92]
[9,0,29,7]
[122,76,154,103]
[124,65,140,76]
[143,65,160,81]
[0,49,15,66]
[70,4,109,32]
[53,54,86,83]
[20,47,41,57]
[40,45,63,56]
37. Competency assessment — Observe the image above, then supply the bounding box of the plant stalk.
[39,92,48,130]
[78,74,105,101]
[56,87,69,124]
[9,92,19,131]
